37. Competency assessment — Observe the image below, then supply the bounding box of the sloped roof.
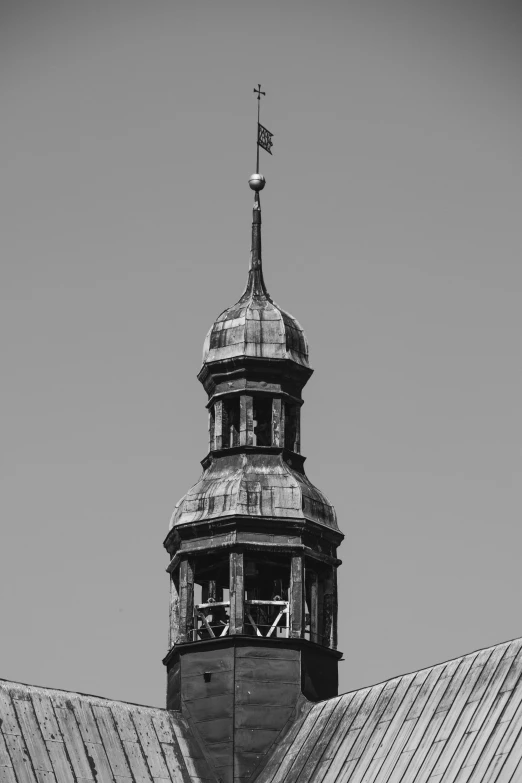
[0,679,216,783]
[201,193,309,371]
[202,296,309,368]
[256,636,522,783]
[4,636,522,783]
[170,453,338,531]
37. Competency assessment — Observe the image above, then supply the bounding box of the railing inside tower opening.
[193,601,230,640]
[192,599,290,640]
[245,600,290,638]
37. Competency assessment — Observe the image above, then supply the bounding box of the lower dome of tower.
[202,295,309,367]
[170,452,338,530]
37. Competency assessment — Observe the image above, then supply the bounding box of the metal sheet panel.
[0,680,215,783]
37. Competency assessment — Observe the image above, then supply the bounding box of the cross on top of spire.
[253,84,265,102]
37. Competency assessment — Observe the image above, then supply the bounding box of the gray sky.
[1,0,521,707]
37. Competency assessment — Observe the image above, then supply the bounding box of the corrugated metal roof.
[0,679,216,783]
[255,636,522,783]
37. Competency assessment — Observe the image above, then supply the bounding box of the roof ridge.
[321,633,522,704]
[0,676,171,712]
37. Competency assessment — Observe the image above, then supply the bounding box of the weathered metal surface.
[202,298,309,368]
[255,636,522,783]
[0,679,215,783]
[166,525,341,567]
[173,640,307,783]
[202,200,308,369]
[170,454,338,531]
[199,360,311,407]
[300,645,339,702]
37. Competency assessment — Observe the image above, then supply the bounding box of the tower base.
[164,637,341,783]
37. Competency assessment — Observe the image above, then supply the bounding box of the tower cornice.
[162,633,343,669]
[200,444,307,471]
[198,360,313,397]
[164,513,344,559]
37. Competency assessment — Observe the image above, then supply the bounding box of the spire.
[243,85,273,301]
[241,187,268,300]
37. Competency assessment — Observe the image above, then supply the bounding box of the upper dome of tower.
[202,288,309,367]
[201,192,310,368]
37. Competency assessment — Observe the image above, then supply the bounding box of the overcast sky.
[1,0,521,707]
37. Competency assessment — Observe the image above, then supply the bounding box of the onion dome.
[170,452,338,531]
[202,192,309,368]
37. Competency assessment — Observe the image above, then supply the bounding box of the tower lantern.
[163,94,343,783]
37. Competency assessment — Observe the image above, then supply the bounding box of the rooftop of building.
[2,634,522,783]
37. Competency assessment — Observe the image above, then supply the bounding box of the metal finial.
[249,173,266,191]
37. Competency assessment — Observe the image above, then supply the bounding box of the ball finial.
[249,173,266,191]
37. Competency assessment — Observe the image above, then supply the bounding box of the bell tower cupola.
[163,94,343,783]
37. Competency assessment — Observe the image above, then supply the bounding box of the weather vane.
[249,85,274,193]
[253,84,273,172]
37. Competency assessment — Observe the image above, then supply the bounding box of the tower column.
[323,567,336,648]
[229,550,245,634]
[214,399,224,450]
[240,395,254,446]
[309,569,319,644]
[209,408,215,451]
[169,571,180,648]
[295,406,301,453]
[332,566,338,650]
[179,557,195,643]
[271,397,284,446]
[290,554,304,638]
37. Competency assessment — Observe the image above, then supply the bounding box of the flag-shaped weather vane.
[249,85,273,193]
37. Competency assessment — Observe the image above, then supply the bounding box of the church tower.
[163,104,343,783]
